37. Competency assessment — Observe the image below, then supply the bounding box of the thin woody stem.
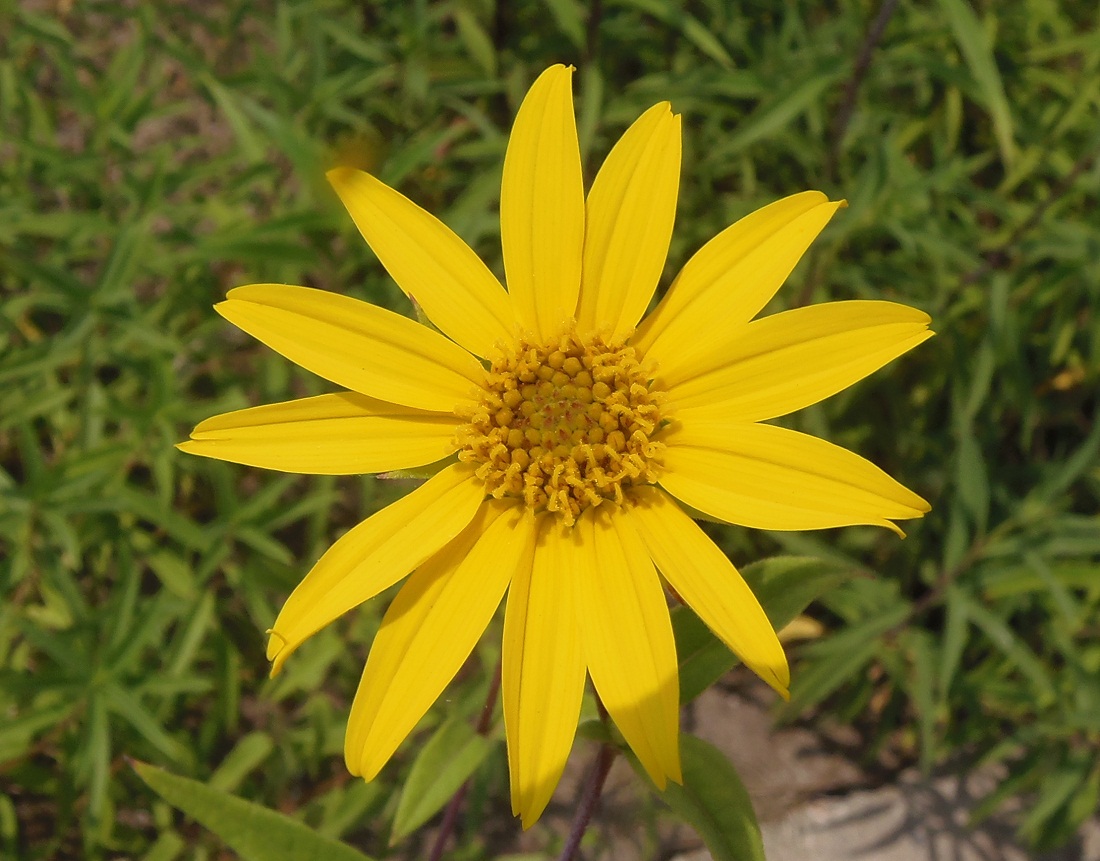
[425,663,502,861]
[828,0,901,178]
[557,700,616,861]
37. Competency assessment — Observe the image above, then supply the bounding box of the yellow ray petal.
[327,167,514,358]
[217,283,485,412]
[178,391,460,474]
[502,515,586,827]
[576,103,681,340]
[635,193,843,373]
[500,65,584,340]
[627,487,789,698]
[266,463,483,675]
[660,421,930,535]
[663,300,933,417]
[574,507,681,787]
[345,501,535,780]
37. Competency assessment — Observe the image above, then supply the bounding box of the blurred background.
[1,0,1098,858]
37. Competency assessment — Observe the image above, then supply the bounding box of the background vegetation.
[1,0,1097,858]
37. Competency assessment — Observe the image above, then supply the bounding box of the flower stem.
[425,663,502,861]
[828,0,901,177]
[557,740,616,861]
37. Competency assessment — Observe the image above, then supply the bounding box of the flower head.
[180,65,931,827]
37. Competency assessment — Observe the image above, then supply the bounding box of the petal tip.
[540,63,574,83]
[266,628,289,664]
[343,746,363,778]
[769,664,791,698]
[325,165,358,184]
[221,283,269,302]
[175,439,213,459]
[359,754,385,783]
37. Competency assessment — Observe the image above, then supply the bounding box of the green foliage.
[391,715,498,841]
[2,0,1097,858]
[133,761,375,861]
[634,735,766,861]
[674,555,856,703]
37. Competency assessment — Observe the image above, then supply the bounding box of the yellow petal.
[502,515,586,827]
[266,463,483,675]
[178,392,460,474]
[345,501,534,780]
[576,103,681,340]
[327,167,514,358]
[217,283,485,412]
[627,487,789,698]
[574,507,681,787]
[660,421,930,535]
[635,193,843,373]
[500,65,584,340]
[664,300,933,417]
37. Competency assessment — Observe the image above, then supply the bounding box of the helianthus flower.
[180,65,931,826]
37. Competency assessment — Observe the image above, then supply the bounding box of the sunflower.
[180,64,931,826]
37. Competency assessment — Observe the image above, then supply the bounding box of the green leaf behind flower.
[675,555,857,703]
[132,761,375,861]
[391,715,497,842]
[635,734,766,861]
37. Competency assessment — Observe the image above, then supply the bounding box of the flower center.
[457,327,666,525]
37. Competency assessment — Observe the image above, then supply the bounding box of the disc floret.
[458,327,665,524]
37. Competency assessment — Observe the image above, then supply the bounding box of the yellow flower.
[179,65,931,827]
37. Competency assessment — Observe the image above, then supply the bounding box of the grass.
[1,0,1098,858]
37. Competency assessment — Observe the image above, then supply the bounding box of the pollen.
[457,327,666,525]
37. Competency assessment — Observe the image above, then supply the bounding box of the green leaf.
[0,702,75,762]
[106,686,192,766]
[615,0,734,68]
[1019,757,1090,845]
[784,605,910,714]
[709,63,844,157]
[208,732,274,793]
[133,761,375,861]
[938,585,969,696]
[743,556,860,629]
[904,629,938,771]
[391,716,496,841]
[956,593,1057,704]
[544,0,586,49]
[199,76,266,162]
[955,432,990,534]
[141,831,186,861]
[453,5,496,77]
[1028,412,1100,506]
[636,735,765,861]
[936,0,1016,167]
[675,556,857,703]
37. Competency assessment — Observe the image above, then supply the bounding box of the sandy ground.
[519,678,1100,861]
